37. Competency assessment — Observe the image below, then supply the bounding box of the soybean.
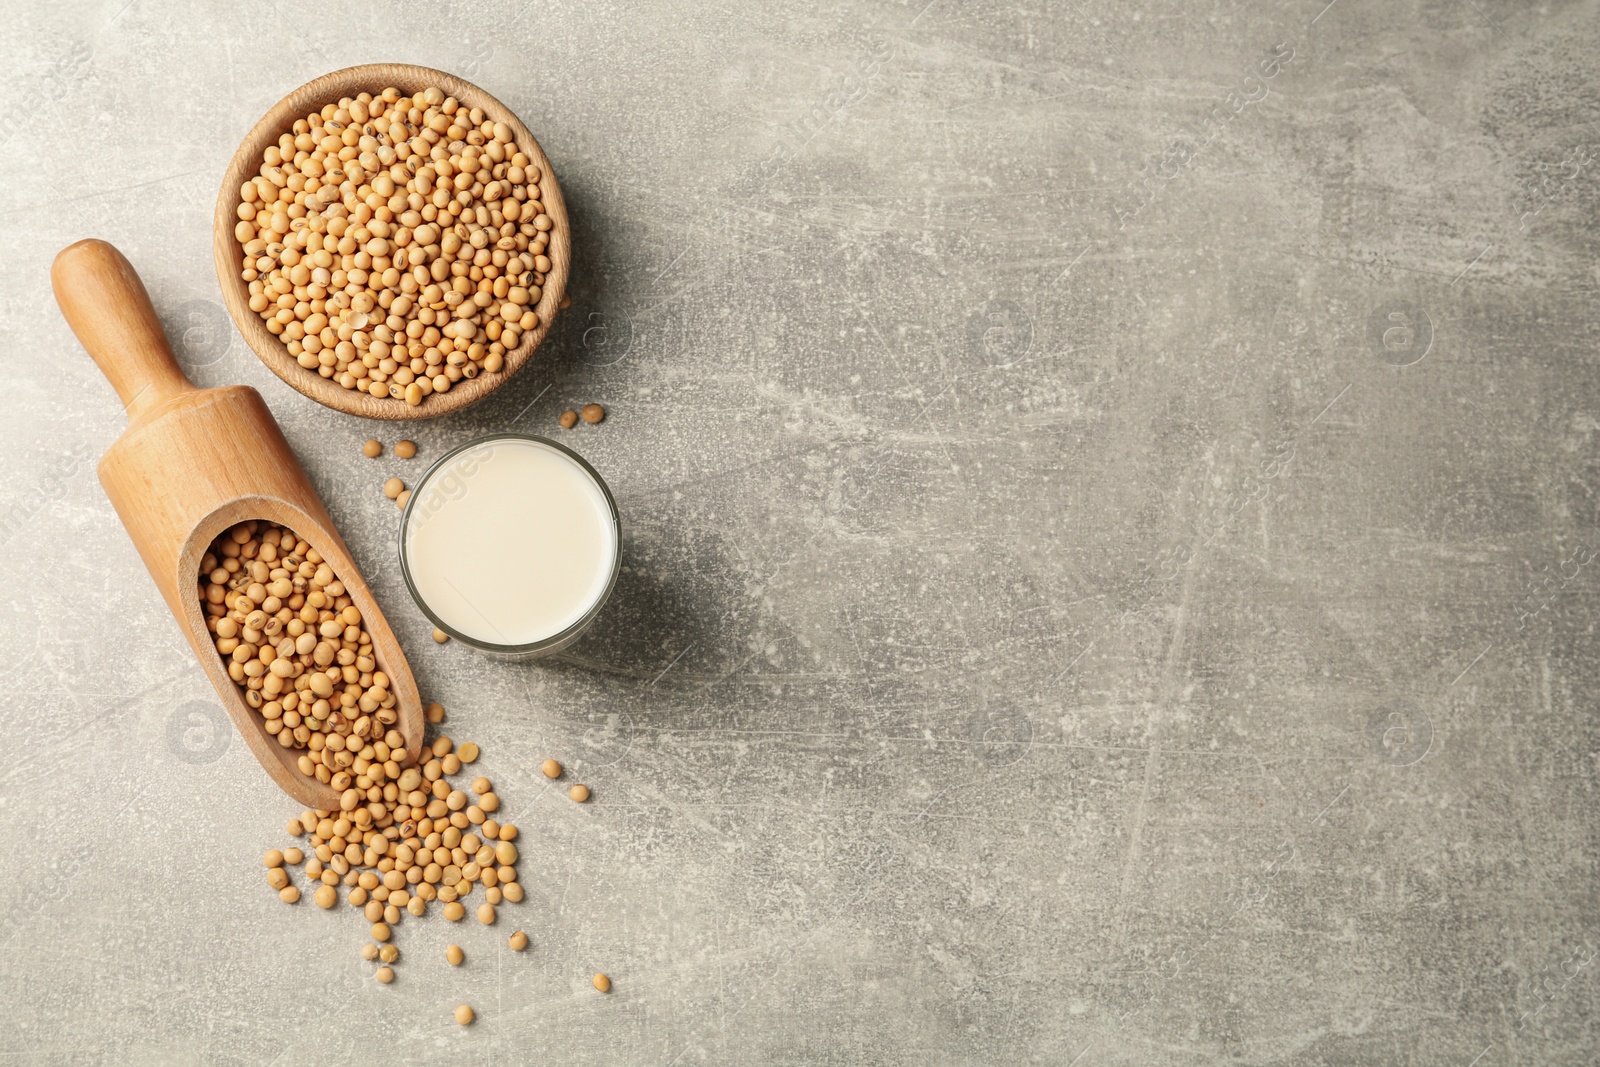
[455,1005,475,1026]
[395,440,417,459]
[248,679,533,989]
[235,86,559,408]
[569,784,590,803]
[198,520,402,788]
[446,944,464,966]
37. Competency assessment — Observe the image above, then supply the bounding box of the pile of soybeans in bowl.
[232,85,558,407]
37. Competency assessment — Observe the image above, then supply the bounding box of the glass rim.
[396,432,621,655]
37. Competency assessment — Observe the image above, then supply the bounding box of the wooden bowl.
[212,63,570,420]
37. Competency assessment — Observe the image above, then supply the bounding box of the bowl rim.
[396,432,622,656]
[212,62,570,421]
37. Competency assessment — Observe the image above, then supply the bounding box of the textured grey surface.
[2,0,1598,1063]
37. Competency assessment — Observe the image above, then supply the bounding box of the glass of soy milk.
[398,434,620,655]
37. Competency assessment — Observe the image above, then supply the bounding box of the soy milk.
[402,436,618,648]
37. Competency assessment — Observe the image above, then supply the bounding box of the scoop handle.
[52,239,197,425]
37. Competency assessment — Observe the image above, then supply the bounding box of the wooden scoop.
[52,239,423,808]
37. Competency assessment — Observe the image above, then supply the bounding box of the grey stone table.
[2,0,1597,1063]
